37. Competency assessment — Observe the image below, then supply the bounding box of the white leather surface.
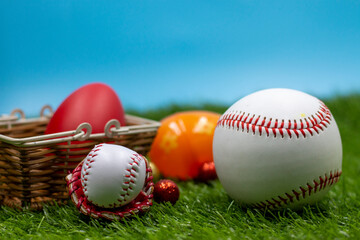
[81,144,146,208]
[213,88,342,209]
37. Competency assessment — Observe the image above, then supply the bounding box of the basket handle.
[0,122,92,147]
[75,122,92,141]
[104,117,161,138]
[10,109,25,120]
[104,119,123,138]
[40,105,53,117]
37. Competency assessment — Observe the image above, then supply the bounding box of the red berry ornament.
[196,162,217,182]
[153,179,180,205]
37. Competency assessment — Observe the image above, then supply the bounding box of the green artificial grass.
[1,94,360,239]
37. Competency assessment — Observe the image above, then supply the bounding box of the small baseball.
[213,88,342,210]
[81,143,147,208]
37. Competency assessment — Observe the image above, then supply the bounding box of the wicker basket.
[0,105,160,210]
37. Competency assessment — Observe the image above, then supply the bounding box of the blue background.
[1,1,360,116]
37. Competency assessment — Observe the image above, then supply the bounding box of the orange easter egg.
[149,111,220,180]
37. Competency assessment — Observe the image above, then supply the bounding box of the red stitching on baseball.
[286,193,294,203]
[117,153,144,205]
[82,144,105,194]
[307,183,313,195]
[278,196,288,205]
[82,148,149,209]
[252,170,342,210]
[66,158,154,220]
[217,101,332,138]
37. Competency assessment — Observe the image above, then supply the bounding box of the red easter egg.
[45,83,126,134]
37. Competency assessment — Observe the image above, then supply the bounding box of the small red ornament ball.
[196,162,217,182]
[153,179,180,205]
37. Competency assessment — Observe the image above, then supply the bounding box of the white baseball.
[81,143,147,208]
[213,88,342,210]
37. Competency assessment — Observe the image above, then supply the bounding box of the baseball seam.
[67,154,154,220]
[216,101,332,138]
[81,144,103,194]
[116,153,143,206]
[251,170,342,210]
[82,145,144,208]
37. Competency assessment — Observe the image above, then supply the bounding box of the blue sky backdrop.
[1,1,360,116]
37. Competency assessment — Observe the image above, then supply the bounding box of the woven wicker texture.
[0,107,159,210]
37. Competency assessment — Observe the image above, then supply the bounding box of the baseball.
[213,88,342,210]
[81,143,147,208]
